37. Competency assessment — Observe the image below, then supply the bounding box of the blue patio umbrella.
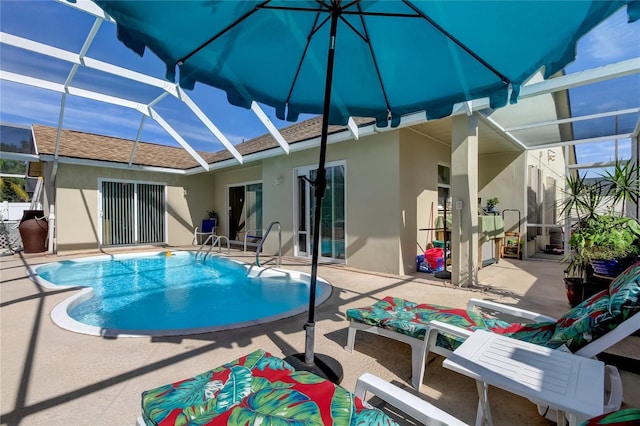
[93,0,638,381]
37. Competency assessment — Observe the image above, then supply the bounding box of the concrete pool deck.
[1,248,638,425]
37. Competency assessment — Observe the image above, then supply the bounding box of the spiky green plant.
[599,160,640,216]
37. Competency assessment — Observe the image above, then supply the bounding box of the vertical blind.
[101,181,165,245]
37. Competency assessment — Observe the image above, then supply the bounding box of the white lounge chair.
[134,349,467,426]
[345,262,640,390]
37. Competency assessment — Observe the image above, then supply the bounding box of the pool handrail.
[256,221,281,267]
[196,235,230,260]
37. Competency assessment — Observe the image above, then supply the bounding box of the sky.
[0,0,639,160]
[0,0,316,153]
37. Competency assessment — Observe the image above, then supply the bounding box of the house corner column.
[451,114,479,287]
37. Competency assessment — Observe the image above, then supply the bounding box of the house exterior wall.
[398,128,451,275]
[53,164,213,253]
[478,151,527,256]
[256,131,403,274]
[209,164,262,239]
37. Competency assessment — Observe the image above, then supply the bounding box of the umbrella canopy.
[93,0,638,377]
[96,1,637,127]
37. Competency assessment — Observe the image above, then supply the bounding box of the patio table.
[442,329,604,426]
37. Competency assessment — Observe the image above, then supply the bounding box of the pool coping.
[29,250,333,338]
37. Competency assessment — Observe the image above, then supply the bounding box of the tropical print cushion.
[580,408,640,425]
[140,349,398,425]
[549,290,614,352]
[608,261,640,317]
[346,296,555,351]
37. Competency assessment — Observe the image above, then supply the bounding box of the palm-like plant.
[599,161,640,216]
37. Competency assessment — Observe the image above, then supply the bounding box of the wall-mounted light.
[547,149,556,162]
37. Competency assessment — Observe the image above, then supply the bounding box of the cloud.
[571,9,640,68]
[576,139,632,165]
[1,80,251,153]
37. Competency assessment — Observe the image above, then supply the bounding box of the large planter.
[590,259,625,277]
[564,276,609,307]
[564,277,586,307]
[18,210,48,253]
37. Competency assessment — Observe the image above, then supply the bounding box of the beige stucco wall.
[258,132,404,274]
[54,164,214,253]
[478,151,527,237]
[209,164,263,239]
[398,129,451,275]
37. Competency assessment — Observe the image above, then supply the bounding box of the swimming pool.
[33,251,332,337]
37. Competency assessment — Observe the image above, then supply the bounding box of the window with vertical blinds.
[101,180,165,246]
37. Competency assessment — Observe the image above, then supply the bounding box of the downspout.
[47,160,58,254]
[48,204,55,254]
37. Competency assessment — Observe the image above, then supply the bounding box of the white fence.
[0,202,31,221]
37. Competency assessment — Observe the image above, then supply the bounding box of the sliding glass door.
[295,162,345,260]
[100,180,166,246]
[227,182,262,241]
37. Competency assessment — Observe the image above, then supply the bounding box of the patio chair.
[344,262,640,390]
[193,218,217,246]
[134,349,466,426]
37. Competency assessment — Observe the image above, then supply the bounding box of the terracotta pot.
[18,210,48,253]
[564,277,586,307]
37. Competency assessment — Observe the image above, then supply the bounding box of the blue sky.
[1,1,638,159]
[563,8,640,166]
[0,0,316,152]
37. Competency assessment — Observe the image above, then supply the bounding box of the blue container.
[416,254,431,273]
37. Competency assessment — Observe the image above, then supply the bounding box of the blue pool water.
[35,252,331,336]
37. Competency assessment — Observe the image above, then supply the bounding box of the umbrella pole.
[285,4,343,385]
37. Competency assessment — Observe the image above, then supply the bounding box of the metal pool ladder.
[195,234,230,260]
[256,221,281,267]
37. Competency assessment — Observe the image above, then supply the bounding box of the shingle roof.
[32,125,217,170]
[207,116,376,163]
[32,116,376,170]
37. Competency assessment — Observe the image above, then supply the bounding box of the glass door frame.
[225,180,263,242]
[293,160,346,262]
[98,177,167,246]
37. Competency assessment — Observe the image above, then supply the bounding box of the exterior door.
[227,182,262,241]
[100,180,165,246]
[295,162,345,260]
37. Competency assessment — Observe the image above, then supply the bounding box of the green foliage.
[561,161,640,279]
[0,159,29,202]
[599,161,639,216]
[1,178,28,201]
[571,215,640,262]
[486,197,499,208]
[207,209,218,220]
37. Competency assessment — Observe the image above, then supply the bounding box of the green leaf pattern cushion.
[346,296,555,351]
[580,408,640,425]
[140,349,400,425]
[549,290,613,352]
[347,270,640,356]
[608,261,640,318]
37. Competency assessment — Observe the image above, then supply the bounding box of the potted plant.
[206,210,218,222]
[559,163,640,305]
[486,197,499,212]
[560,174,605,305]
[201,210,218,234]
[581,215,640,277]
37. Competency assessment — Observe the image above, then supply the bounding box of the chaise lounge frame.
[135,369,467,426]
[344,298,640,390]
